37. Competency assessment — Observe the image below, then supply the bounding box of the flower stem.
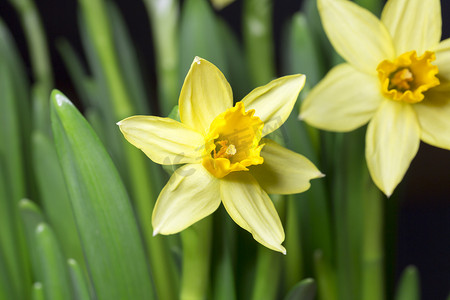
[251,194,284,300]
[180,217,213,300]
[285,195,303,290]
[361,180,384,300]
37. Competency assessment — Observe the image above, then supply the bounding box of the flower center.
[377,51,440,103]
[202,102,264,178]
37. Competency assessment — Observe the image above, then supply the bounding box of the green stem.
[285,195,303,290]
[251,195,284,300]
[143,0,180,115]
[361,179,384,300]
[180,217,213,300]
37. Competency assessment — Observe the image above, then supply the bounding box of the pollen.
[202,102,264,178]
[377,51,440,103]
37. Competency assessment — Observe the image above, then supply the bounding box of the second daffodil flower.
[300,0,450,196]
[118,57,323,253]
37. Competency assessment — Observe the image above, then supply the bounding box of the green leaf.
[0,62,29,298]
[143,0,179,115]
[354,0,382,16]
[0,247,15,300]
[32,131,85,268]
[282,13,324,87]
[314,250,337,300]
[68,259,92,300]
[243,0,275,86]
[50,90,155,300]
[35,223,74,300]
[108,1,150,114]
[179,0,227,83]
[19,198,45,280]
[0,18,31,170]
[395,266,420,300]
[55,39,92,107]
[217,19,251,100]
[0,57,26,206]
[284,278,316,300]
[31,282,44,300]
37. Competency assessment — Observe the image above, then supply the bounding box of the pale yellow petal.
[381,0,441,55]
[220,172,286,253]
[242,74,305,137]
[250,139,323,195]
[118,116,204,165]
[432,38,450,81]
[414,90,450,150]
[366,100,420,196]
[318,0,395,74]
[300,63,382,132]
[152,164,220,234]
[179,57,233,133]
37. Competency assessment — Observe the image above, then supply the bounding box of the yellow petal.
[179,56,233,133]
[432,38,450,81]
[381,0,441,55]
[300,63,382,132]
[318,0,395,74]
[250,139,323,195]
[366,100,420,196]
[152,164,220,234]
[220,172,286,253]
[242,74,305,137]
[414,90,450,150]
[117,116,204,165]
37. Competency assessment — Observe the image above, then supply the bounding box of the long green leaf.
[0,246,15,300]
[395,266,420,300]
[179,0,227,81]
[143,0,179,115]
[31,283,44,300]
[35,223,74,300]
[50,90,155,300]
[68,259,92,300]
[32,131,85,268]
[282,13,324,88]
[19,198,45,281]
[108,2,150,114]
[0,63,29,300]
[284,278,316,300]
[314,250,337,300]
[243,0,275,85]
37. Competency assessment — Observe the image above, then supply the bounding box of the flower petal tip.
[298,113,305,121]
[193,56,202,64]
[318,173,326,178]
[282,249,287,255]
[152,229,159,237]
[116,121,122,126]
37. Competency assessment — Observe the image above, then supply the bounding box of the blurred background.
[0,0,449,298]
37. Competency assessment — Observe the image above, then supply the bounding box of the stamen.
[389,68,413,91]
[226,144,236,156]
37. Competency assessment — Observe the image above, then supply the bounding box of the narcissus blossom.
[300,0,450,196]
[118,57,322,253]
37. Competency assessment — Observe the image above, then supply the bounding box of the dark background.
[1,0,449,299]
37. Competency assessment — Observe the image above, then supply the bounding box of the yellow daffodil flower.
[118,57,323,253]
[300,0,450,196]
